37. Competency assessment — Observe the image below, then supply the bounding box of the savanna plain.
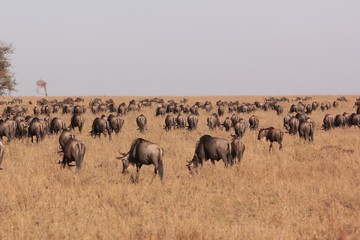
[0,95,359,240]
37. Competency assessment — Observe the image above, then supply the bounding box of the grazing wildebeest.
[335,114,347,127]
[333,101,339,108]
[305,104,313,114]
[176,114,186,129]
[258,127,284,152]
[218,106,225,116]
[187,114,198,131]
[156,107,166,117]
[298,122,314,141]
[231,136,245,164]
[59,130,75,151]
[61,138,86,173]
[118,103,127,116]
[337,96,348,102]
[222,117,233,131]
[234,121,246,138]
[117,138,164,181]
[230,114,240,126]
[348,114,360,127]
[50,118,67,134]
[107,114,124,134]
[288,117,300,135]
[0,141,4,169]
[207,113,221,130]
[283,115,292,131]
[33,107,40,116]
[136,114,147,133]
[249,115,259,130]
[276,105,283,115]
[186,135,232,171]
[28,118,45,143]
[70,114,85,133]
[164,115,176,131]
[90,117,111,139]
[0,120,16,143]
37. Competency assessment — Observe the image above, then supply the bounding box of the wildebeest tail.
[158,148,164,180]
[75,142,86,173]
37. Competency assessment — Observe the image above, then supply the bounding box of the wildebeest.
[288,117,300,135]
[222,117,233,131]
[322,114,335,130]
[70,114,85,133]
[28,118,45,143]
[0,141,4,169]
[176,114,186,129]
[16,121,28,139]
[90,117,111,139]
[218,106,225,116]
[136,114,147,133]
[117,138,164,181]
[298,122,314,141]
[276,105,283,115]
[0,120,16,143]
[249,115,259,130]
[334,114,347,127]
[164,115,176,131]
[230,114,240,126]
[231,137,245,164]
[155,107,166,117]
[207,113,221,130]
[61,138,86,173]
[187,114,198,131]
[107,114,124,134]
[50,118,67,134]
[234,121,246,138]
[59,130,75,151]
[186,135,232,171]
[258,127,284,152]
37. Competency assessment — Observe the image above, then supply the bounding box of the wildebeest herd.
[0,96,359,179]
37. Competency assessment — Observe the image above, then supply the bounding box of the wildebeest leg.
[269,142,273,152]
[279,142,283,150]
[136,163,142,181]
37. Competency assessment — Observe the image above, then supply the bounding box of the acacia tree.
[0,42,17,96]
[36,79,48,97]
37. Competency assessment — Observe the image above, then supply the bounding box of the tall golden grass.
[0,95,359,239]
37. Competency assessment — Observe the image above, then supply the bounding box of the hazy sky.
[2,0,360,96]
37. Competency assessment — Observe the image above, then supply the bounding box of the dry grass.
[0,95,359,240]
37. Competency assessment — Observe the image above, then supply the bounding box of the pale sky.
[2,0,360,96]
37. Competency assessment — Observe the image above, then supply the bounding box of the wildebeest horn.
[118,150,127,157]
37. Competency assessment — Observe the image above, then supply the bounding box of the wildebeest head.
[117,151,131,174]
[257,128,268,140]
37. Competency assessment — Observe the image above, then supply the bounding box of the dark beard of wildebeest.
[230,136,246,164]
[258,127,284,152]
[136,114,147,133]
[28,117,45,143]
[70,114,85,133]
[222,117,233,131]
[186,135,232,171]
[90,117,111,140]
[187,114,198,131]
[61,138,86,173]
[176,114,186,129]
[249,115,259,130]
[0,119,16,143]
[107,114,124,134]
[298,122,314,141]
[116,138,164,181]
[207,113,221,130]
[59,130,75,151]
[288,117,300,135]
[164,114,176,131]
[50,118,67,135]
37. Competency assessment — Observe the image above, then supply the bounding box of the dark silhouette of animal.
[322,114,335,130]
[0,120,16,143]
[234,121,246,138]
[231,137,245,164]
[230,114,240,126]
[117,138,164,181]
[249,115,259,130]
[335,114,347,127]
[70,114,85,133]
[298,122,314,141]
[50,118,67,134]
[218,106,225,116]
[90,117,111,139]
[156,107,166,117]
[16,121,28,139]
[61,138,86,173]
[176,114,186,129]
[288,117,300,135]
[136,114,147,133]
[276,105,283,115]
[187,114,198,131]
[59,130,75,151]
[186,135,232,171]
[258,127,284,152]
[164,115,176,131]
